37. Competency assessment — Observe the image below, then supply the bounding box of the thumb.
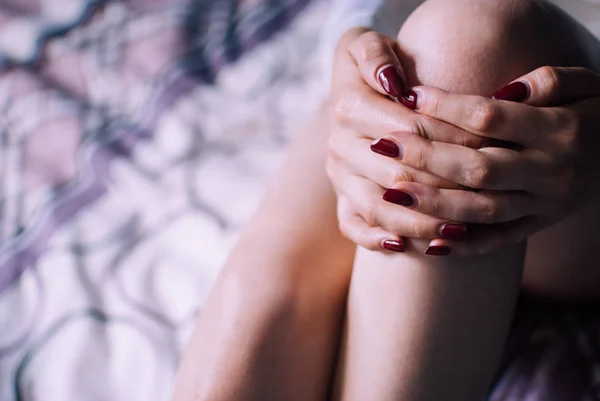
[346,30,408,100]
[492,66,600,106]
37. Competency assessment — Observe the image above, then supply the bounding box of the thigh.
[172,108,355,401]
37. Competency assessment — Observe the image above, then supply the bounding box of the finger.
[430,216,544,257]
[332,89,489,149]
[337,196,405,252]
[388,181,536,224]
[346,30,407,99]
[423,238,454,256]
[410,85,557,148]
[329,134,463,190]
[493,66,600,106]
[388,131,550,191]
[340,174,452,240]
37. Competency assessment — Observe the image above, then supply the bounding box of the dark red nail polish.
[383,189,416,207]
[400,90,418,109]
[371,138,401,158]
[492,81,529,102]
[440,223,469,240]
[378,66,406,98]
[382,239,405,253]
[425,246,452,256]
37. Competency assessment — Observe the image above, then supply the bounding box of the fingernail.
[492,81,529,102]
[424,245,452,256]
[383,189,416,207]
[381,239,405,253]
[370,138,402,158]
[400,90,418,110]
[378,65,406,98]
[440,223,469,240]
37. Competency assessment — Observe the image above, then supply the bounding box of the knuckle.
[412,116,434,141]
[469,101,500,133]
[355,32,387,62]
[402,132,430,170]
[464,155,494,188]
[357,30,381,44]
[414,146,430,172]
[361,202,379,227]
[410,220,430,239]
[422,94,441,119]
[537,66,561,95]
[428,196,443,218]
[552,107,573,129]
[331,90,362,127]
[465,166,491,189]
[478,198,501,223]
[557,117,582,155]
[394,214,428,239]
[388,167,414,186]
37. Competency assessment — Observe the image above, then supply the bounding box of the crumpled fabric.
[0,0,320,400]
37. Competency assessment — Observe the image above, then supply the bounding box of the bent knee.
[397,0,591,95]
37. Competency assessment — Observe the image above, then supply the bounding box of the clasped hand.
[327,28,600,256]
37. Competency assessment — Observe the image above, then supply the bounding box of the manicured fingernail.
[440,223,469,240]
[370,138,402,158]
[400,90,418,109]
[425,245,452,256]
[378,65,406,98]
[382,239,405,253]
[492,81,529,102]
[383,189,416,207]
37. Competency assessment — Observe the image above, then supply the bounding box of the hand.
[326,27,488,253]
[374,66,600,255]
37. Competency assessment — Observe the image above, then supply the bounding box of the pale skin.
[172,0,600,400]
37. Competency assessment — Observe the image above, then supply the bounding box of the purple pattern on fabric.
[0,0,312,291]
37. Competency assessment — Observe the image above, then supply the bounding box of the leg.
[171,108,355,401]
[333,1,600,400]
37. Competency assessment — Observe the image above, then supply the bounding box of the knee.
[397,0,589,95]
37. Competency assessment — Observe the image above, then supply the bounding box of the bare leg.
[171,109,355,401]
[333,1,600,400]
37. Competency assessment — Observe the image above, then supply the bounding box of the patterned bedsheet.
[0,1,327,399]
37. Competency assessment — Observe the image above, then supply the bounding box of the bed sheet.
[0,1,327,400]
